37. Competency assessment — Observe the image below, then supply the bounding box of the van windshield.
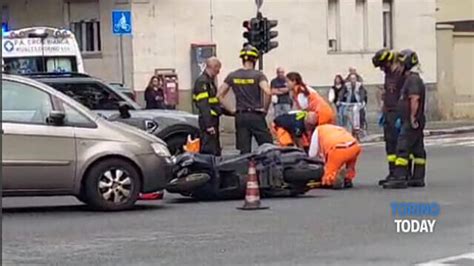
[4,56,77,74]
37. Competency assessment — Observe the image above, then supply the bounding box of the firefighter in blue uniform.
[383,49,427,189]
[192,57,224,156]
[372,49,408,186]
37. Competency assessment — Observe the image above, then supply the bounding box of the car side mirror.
[47,110,66,126]
[118,101,132,119]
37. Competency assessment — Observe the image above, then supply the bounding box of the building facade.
[2,0,438,116]
[436,0,474,119]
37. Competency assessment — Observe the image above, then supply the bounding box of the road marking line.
[415,252,474,266]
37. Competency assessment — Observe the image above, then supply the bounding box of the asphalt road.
[2,134,474,266]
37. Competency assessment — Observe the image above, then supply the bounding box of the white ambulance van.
[2,27,84,74]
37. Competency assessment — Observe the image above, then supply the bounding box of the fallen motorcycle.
[166,144,324,200]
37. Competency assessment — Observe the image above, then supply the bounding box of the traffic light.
[263,18,278,53]
[242,14,278,54]
[242,18,263,49]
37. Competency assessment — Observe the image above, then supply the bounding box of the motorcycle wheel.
[166,173,210,194]
[283,163,323,184]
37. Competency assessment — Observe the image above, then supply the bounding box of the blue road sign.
[112,10,132,35]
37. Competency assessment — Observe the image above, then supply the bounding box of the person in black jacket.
[144,76,166,109]
[328,74,346,125]
[193,57,224,156]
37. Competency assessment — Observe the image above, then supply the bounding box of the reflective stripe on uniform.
[233,78,255,85]
[387,154,397,162]
[208,97,219,104]
[210,110,218,116]
[413,158,426,165]
[395,157,409,166]
[335,141,356,149]
[240,51,258,57]
[379,50,389,61]
[296,111,307,121]
[387,52,394,61]
[409,154,415,160]
[193,92,209,101]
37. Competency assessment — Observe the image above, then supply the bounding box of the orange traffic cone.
[237,159,269,210]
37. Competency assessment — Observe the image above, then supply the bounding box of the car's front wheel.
[83,158,141,211]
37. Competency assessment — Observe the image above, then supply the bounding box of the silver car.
[2,74,173,211]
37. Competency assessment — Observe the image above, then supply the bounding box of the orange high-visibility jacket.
[293,85,335,125]
[316,124,357,157]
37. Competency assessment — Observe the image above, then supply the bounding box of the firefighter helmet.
[397,49,419,71]
[240,45,259,61]
[372,48,395,68]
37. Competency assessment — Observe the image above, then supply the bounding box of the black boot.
[332,169,346,190]
[407,178,425,187]
[408,160,426,187]
[344,178,353,188]
[378,175,391,186]
[379,163,396,186]
[383,176,408,189]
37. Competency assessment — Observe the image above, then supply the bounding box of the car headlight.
[151,143,171,157]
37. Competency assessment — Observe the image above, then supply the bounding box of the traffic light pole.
[257,11,264,71]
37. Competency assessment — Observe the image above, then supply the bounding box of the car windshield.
[44,81,142,110]
[4,56,77,74]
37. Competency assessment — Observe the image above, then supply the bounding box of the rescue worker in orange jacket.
[272,111,317,152]
[286,72,335,126]
[308,124,362,189]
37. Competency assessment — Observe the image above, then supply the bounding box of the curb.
[360,126,474,143]
[423,126,474,136]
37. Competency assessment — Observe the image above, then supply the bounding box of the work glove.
[394,118,402,135]
[378,113,385,128]
[395,118,402,130]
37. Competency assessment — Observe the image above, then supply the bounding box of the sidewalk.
[220,120,474,146]
[361,119,474,142]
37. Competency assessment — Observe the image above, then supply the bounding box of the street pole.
[119,35,125,85]
[256,10,263,71]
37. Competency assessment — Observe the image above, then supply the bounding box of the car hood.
[102,118,167,146]
[96,109,199,129]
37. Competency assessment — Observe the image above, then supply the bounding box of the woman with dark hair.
[329,74,346,104]
[329,74,347,125]
[286,72,335,126]
[144,76,166,109]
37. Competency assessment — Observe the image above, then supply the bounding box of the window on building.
[356,0,368,50]
[71,20,101,52]
[327,0,340,52]
[67,0,101,53]
[383,0,393,48]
